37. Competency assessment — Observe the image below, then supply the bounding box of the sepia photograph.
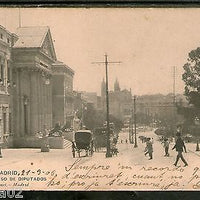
[0,7,199,191]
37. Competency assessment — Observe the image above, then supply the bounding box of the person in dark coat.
[144,137,153,160]
[162,138,170,157]
[172,132,188,167]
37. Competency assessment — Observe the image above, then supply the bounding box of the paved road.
[0,130,199,190]
[0,129,199,168]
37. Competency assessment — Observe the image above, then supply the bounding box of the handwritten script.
[44,159,198,190]
[1,159,200,190]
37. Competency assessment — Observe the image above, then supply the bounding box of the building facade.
[11,27,57,146]
[0,25,18,147]
[52,61,74,127]
[101,78,132,122]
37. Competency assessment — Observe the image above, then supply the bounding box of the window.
[9,113,11,133]
[7,63,10,82]
[0,64,4,84]
[7,38,10,43]
[3,112,6,135]
[0,33,3,39]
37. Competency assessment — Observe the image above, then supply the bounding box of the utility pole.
[130,103,134,144]
[173,66,177,134]
[81,103,84,129]
[129,118,131,143]
[173,66,176,104]
[92,54,121,158]
[134,95,138,148]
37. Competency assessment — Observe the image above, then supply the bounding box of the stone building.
[11,26,57,146]
[136,94,185,126]
[0,25,18,146]
[52,60,74,127]
[0,25,76,148]
[101,78,132,122]
[7,26,75,147]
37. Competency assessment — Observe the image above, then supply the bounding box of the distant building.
[136,94,186,126]
[81,92,99,110]
[101,78,132,122]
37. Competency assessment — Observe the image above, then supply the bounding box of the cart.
[72,130,94,158]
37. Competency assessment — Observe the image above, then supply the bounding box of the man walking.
[162,138,170,156]
[144,137,153,160]
[172,132,188,167]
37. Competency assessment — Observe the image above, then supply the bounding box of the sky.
[0,7,200,95]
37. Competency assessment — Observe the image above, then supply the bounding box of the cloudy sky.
[0,8,200,95]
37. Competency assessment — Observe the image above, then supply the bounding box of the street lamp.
[134,95,138,148]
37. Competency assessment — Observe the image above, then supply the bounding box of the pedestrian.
[144,137,153,160]
[163,138,170,157]
[172,132,188,167]
[126,139,128,144]
[41,125,50,152]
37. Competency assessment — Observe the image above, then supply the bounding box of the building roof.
[52,60,75,75]
[13,26,49,48]
[0,25,13,36]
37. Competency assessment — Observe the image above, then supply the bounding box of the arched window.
[0,57,4,85]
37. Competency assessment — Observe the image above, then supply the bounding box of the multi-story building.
[0,25,18,147]
[52,60,74,127]
[11,26,57,146]
[101,78,132,122]
[0,25,75,147]
[136,94,185,126]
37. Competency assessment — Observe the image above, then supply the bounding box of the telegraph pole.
[130,103,134,144]
[92,54,121,158]
[173,66,177,134]
[134,95,138,148]
[173,66,176,104]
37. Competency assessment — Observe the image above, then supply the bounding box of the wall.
[52,74,64,126]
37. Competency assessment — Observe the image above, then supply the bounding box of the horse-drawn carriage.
[72,130,94,158]
[93,126,119,155]
[93,127,107,152]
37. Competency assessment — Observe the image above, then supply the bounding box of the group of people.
[160,131,188,166]
[140,128,188,167]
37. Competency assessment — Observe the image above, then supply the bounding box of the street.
[0,129,200,190]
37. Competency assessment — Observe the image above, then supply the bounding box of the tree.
[182,47,200,109]
[83,103,96,130]
[181,47,200,133]
[109,114,123,133]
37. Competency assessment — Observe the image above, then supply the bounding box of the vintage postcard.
[0,7,199,191]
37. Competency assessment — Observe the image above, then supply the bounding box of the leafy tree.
[109,114,123,133]
[83,103,96,130]
[182,47,200,109]
[181,47,200,133]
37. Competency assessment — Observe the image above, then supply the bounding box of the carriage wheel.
[72,147,75,158]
